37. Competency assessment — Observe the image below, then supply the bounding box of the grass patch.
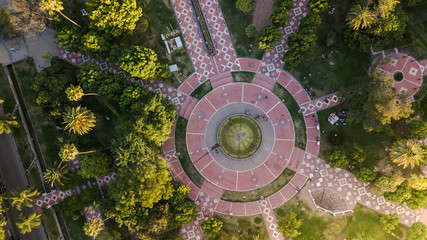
[190,80,212,100]
[288,0,371,97]
[317,106,389,170]
[400,1,427,59]
[42,209,61,240]
[215,214,269,239]
[232,71,255,83]
[0,67,15,112]
[129,0,194,87]
[275,193,408,239]
[272,83,306,149]
[222,169,295,202]
[219,0,264,59]
[63,213,90,240]
[29,167,44,192]
[175,117,204,187]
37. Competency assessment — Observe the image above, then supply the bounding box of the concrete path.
[24,28,60,72]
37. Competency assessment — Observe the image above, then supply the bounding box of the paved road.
[0,107,48,240]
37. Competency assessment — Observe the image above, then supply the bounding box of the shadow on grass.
[190,80,212,100]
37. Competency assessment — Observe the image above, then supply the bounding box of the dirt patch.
[310,187,350,212]
[253,0,275,31]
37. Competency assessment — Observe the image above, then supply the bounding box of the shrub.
[407,222,427,240]
[326,151,348,169]
[270,5,289,27]
[308,0,328,13]
[355,168,377,183]
[78,152,114,179]
[254,217,262,224]
[257,25,281,50]
[245,24,257,38]
[380,214,399,233]
[53,188,101,214]
[347,147,366,165]
[405,120,427,140]
[201,217,223,238]
[236,0,254,14]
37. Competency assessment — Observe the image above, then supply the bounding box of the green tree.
[169,184,198,225]
[56,27,83,53]
[277,212,303,239]
[53,188,100,214]
[405,120,427,140]
[407,222,427,240]
[282,48,303,70]
[77,63,102,92]
[0,219,6,239]
[0,113,19,134]
[408,174,427,191]
[87,0,143,37]
[80,31,111,56]
[348,147,366,165]
[78,152,114,178]
[257,25,281,50]
[62,106,96,135]
[0,8,17,37]
[384,181,412,203]
[346,4,377,30]
[377,0,400,18]
[119,46,160,80]
[355,168,377,183]
[245,24,257,38]
[119,83,146,108]
[95,228,122,240]
[44,162,69,187]
[16,212,41,234]
[235,0,254,14]
[390,139,425,169]
[201,217,223,238]
[372,174,404,194]
[406,189,427,209]
[308,0,328,13]
[97,74,124,101]
[39,0,81,27]
[326,151,348,169]
[10,187,40,211]
[380,213,399,233]
[270,4,289,27]
[84,218,104,237]
[58,143,78,160]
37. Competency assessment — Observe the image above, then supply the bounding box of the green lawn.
[232,71,255,83]
[215,214,269,239]
[288,0,371,97]
[29,167,44,192]
[219,0,264,59]
[275,193,408,239]
[317,106,389,170]
[175,117,204,187]
[42,209,61,240]
[190,80,212,99]
[400,1,427,60]
[272,83,306,149]
[129,0,194,87]
[63,213,90,240]
[222,169,295,202]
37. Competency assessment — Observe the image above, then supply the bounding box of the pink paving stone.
[238,58,262,72]
[242,84,262,104]
[393,81,420,97]
[192,98,217,120]
[307,127,320,141]
[290,173,308,189]
[252,164,276,187]
[223,83,243,103]
[402,60,422,82]
[178,81,194,96]
[255,90,279,112]
[419,209,427,226]
[268,191,286,209]
[217,168,237,190]
[287,80,303,95]
[252,77,275,90]
[274,124,294,140]
[272,139,293,160]
[201,161,224,185]
[277,71,293,88]
[215,200,232,214]
[230,202,246,216]
[163,138,175,153]
[193,152,213,170]
[305,140,320,156]
[268,103,289,124]
[205,87,228,109]
[237,171,257,191]
[304,114,318,128]
[288,147,304,171]
[187,116,207,134]
[168,160,184,177]
[187,134,207,150]
[264,154,289,177]
[180,174,192,186]
[293,89,310,105]
[244,201,262,215]
[188,182,201,201]
[379,54,408,72]
[169,123,176,136]
[280,183,298,200]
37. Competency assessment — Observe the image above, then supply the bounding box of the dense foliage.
[257,25,281,50]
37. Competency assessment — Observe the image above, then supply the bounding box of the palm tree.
[84,218,103,237]
[377,0,400,18]
[65,84,101,102]
[58,143,101,161]
[390,139,425,169]
[346,4,376,30]
[39,0,82,27]
[10,187,40,211]
[16,212,41,234]
[43,162,69,187]
[62,106,96,135]
[0,113,19,134]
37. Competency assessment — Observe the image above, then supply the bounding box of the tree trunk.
[58,11,82,28]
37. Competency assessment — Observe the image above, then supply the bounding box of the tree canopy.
[119,46,161,80]
[78,152,114,178]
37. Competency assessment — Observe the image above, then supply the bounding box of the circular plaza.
[186,82,295,191]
